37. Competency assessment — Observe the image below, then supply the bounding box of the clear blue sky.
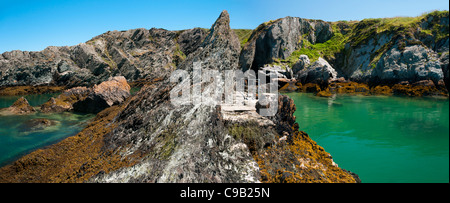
[0,0,448,53]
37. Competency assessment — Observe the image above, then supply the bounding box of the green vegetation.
[233,29,253,49]
[269,10,448,70]
[274,23,349,67]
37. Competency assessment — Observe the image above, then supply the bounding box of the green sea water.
[284,93,449,183]
[0,94,94,166]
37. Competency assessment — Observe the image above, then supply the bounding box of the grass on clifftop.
[272,10,448,69]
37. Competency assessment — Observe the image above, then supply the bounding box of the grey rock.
[296,57,337,84]
[374,45,443,84]
[73,76,131,113]
[239,17,332,71]
[292,54,311,73]
[0,26,207,88]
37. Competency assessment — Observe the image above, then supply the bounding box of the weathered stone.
[3,97,36,115]
[239,17,333,71]
[73,76,130,113]
[292,54,311,73]
[40,86,90,113]
[296,57,337,84]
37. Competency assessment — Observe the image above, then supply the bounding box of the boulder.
[296,57,338,84]
[73,76,131,113]
[4,97,36,115]
[292,54,311,73]
[40,87,90,113]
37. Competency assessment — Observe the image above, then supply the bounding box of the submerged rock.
[18,118,59,133]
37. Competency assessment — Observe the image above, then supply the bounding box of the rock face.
[335,11,449,87]
[178,10,240,72]
[372,45,443,85]
[73,76,130,113]
[296,57,338,84]
[236,11,449,92]
[239,17,333,71]
[0,27,206,87]
[2,97,36,115]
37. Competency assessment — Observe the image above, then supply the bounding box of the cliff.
[0,10,358,183]
[238,11,449,92]
[1,9,447,183]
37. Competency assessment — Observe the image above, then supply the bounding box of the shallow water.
[284,93,449,183]
[0,94,94,166]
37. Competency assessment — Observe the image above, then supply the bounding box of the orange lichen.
[316,89,333,97]
[370,85,393,95]
[391,84,448,97]
[302,83,321,93]
[332,82,370,95]
[254,130,357,183]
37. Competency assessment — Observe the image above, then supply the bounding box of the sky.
[0,0,448,53]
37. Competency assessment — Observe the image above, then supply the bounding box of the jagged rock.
[73,76,130,113]
[0,26,206,87]
[178,10,240,72]
[2,97,36,115]
[40,87,90,113]
[177,28,208,56]
[296,57,338,84]
[239,17,333,71]
[292,54,311,73]
[374,45,443,84]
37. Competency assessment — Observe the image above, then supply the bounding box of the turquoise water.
[0,94,94,166]
[284,93,449,183]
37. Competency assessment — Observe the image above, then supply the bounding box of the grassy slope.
[261,10,448,68]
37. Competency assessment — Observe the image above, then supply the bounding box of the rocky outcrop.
[178,10,240,72]
[0,27,206,88]
[0,97,36,115]
[73,76,130,113]
[296,57,338,84]
[335,11,449,88]
[372,45,443,85]
[40,87,90,113]
[41,76,130,113]
[236,11,448,93]
[239,17,333,71]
